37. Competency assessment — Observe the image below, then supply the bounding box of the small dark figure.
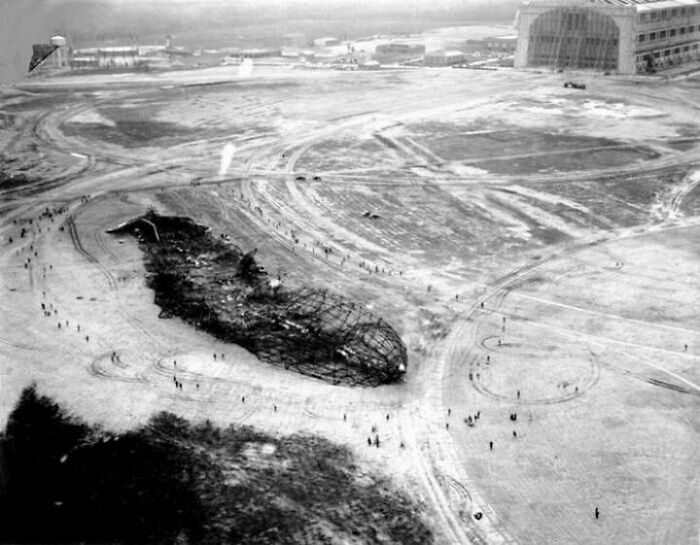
[221,353,224,360]
[400,442,405,448]
[274,405,277,412]
[241,396,245,403]
[367,437,372,446]
[374,435,380,448]
[85,336,89,342]
[448,408,451,417]
[213,353,217,360]
[386,414,390,421]
[489,441,493,451]
[517,390,520,399]
[196,383,199,390]
[595,507,599,520]
[445,423,449,430]
[513,430,517,438]
[174,360,177,367]
[480,302,484,309]
[343,414,347,421]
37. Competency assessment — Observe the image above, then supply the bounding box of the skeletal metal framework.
[109,213,407,386]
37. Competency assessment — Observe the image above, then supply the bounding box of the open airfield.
[1,64,699,544]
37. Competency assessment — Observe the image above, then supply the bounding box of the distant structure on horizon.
[514,0,700,74]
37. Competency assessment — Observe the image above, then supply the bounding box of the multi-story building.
[514,0,700,74]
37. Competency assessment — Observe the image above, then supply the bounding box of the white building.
[515,0,700,74]
[424,50,466,66]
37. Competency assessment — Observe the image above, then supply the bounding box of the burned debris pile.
[108,211,407,386]
[0,386,433,544]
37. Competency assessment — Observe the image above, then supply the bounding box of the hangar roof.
[633,0,700,11]
[588,0,699,8]
[522,0,699,7]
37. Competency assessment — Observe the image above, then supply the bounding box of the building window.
[673,47,680,54]
[681,27,686,35]
[639,13,647,22]
[651,12,657,20]
[661,10,668,18]
[664,49,670,56]
[650,32,656,40]
[638,34,646,43]
[670,29,676,37]
[690,26,696,33]
[683,45,690,51]
[660,30,667,39]
[680,8,686,16]
[671,8,677,17]
[654,52,661,58]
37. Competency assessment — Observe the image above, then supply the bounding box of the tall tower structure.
[50,35,68,67]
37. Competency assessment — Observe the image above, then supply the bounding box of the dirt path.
[2,67,699,544]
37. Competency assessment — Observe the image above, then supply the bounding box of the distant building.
[72,46,139,68]
[424,50,466,66]
[482,35,519,53]
[515,0,700,74]
[313,37,340,48]
[70,55,99,69]
[98,46,138,67]
[375,42,426,56]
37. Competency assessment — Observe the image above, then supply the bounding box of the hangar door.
[528,8,619,71]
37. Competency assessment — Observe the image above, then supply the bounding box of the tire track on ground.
[66,215,118,290]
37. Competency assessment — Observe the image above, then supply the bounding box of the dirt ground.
[1,65,699,544]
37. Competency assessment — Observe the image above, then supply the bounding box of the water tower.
[50,35,68,67]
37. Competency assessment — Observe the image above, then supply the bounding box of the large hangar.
[515,0,700,74]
